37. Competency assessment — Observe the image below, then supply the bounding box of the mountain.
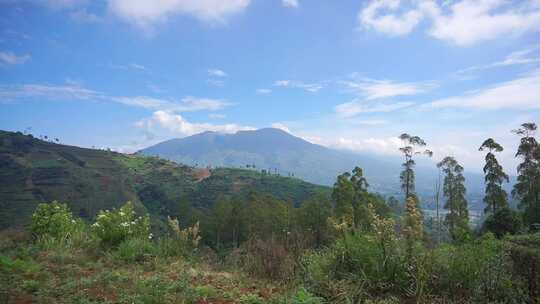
[0,130,328,229]
[140,128,396,190]
[139,128,512,211]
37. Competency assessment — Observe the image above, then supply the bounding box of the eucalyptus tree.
[331,167,373,229]
[479,138,509,215]
[512,122,540,226]
[398,133,433,200]
[437,156,469,240]
[332,172,355,221]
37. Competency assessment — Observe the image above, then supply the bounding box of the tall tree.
[398,133,433,200]
[512,122,540,227]
[331,167,372,229]
[479,138,509,215]
[350,166,370,227]
[437,156,469,241]
[331,172,355,222]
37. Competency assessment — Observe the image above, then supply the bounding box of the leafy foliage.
[398,133,432,200]
[479,138,509,214]
[482,207,523,238]
[512,123,540,228]
[30,201,78,239]
[437,156,470,241]
[92,202,150,247]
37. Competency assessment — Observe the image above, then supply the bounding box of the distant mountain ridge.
[140,128,395,190]
[139,128,505,211]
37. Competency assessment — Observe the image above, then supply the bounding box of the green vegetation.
[1,121,540,303]
[0,130,328,230]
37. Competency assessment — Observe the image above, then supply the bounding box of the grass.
[0,231,297,304]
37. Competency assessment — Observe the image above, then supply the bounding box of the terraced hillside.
[0,130,329,229]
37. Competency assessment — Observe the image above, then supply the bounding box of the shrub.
[91,202,150,246]
[302,233,407,301]
[504,233,540,301]
[243,238,296,280]
[482,208,523,238]
[430,233,525,302]
[157,217,201,258]
[291,288,324,304]
[30,201,78,239]
[113,238,156,263]
[238,293,264,304]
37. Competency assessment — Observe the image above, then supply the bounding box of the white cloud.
[428,0,540,46]
[343,78,434,100]
[108,63,147,71]
[0,83,232,112]
[256,88,272,94]
[179,96,231,111]
[457,45,540,76]
[129,63,146,70]
[137,110,254,136]
[113,95,231,112]
[207,79,225,87]
[0,83,100,101]
[282,0,299,8]
[271,122,291,133]
[208,68,227,77]
[274,80,291,87]
[358,0,423,36]
[39,0,88,9]
[70,9,103,23]
[108,0,250,28]
[427,70,540,110]
[209,113,226,119]
[335,99,414,117]
[358,0,540,46]
[274,80,323,93]
[313,136,403,156]
[0,51,30,65]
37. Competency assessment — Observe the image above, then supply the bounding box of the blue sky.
[1,0,540,173]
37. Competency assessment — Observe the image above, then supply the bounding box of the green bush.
[504,233,540,301]
[91,202,150,246]
[291,288,324,304]
[30,201,78,239]
[156,218,201,258]
[238,293,264,304]
[482,208,523,238]
[430,233,526,302]
[113,238,156,263]
[302,233,407,300]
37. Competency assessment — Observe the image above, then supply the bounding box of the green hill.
[0,130,329,229]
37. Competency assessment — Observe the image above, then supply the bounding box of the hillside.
[0,130,328,229]
[139,128,501,210]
